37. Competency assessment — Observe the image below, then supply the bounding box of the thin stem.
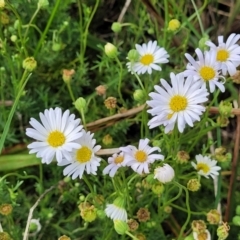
[0,72,32,154]
[190,0,205,36]
[80,108,87,130]
[66,83,75,102]
[126,231,139,240]
[115,57,124,105]
[34,0,61,57]
[174,182,191,240]
[83,175,94,195]
[0,173,40,183]
[170,203,206,216]
[23,7,41,40]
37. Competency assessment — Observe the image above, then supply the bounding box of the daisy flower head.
[206,33,240,76]
[58,130,101,179]
[154,164,175,183]
[184,48,225,93]
[147,72,209,133]
[105,197,127,222]
[103,152,125,177]
[126,40,169,75]
[191,154,221,179]
[119,138,164,175]
[26,107,83,164]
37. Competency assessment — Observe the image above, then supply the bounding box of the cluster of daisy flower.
[127,34,240,134]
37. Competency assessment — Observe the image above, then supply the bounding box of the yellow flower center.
[199,66,215,81]
[197,231,208,240]
[76,146,92,163]
[169,95,188,112]
[140,54,154,65]
[135,150,147,163]
[216,49,229,62]
[196,163,210,174]
[114,155,124,164]
[47,131,65,147]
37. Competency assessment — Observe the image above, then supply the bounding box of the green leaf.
[0,154,40,171]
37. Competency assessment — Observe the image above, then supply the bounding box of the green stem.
[66,83,75,102]
[34,0,61,57]
[0,173,39,183]
[80,108,87,130]
[115,57,124,105]
[23,7,41,41]
[174,182,191,240]
[126,231,138,240]
[170,203,206,216]
[0,72,32,154]
[190,0,205,36]
[83,175,94,195]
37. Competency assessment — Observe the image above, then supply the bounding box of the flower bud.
[206,209,220,225]
[198,34,209,51]
[95,85,107,96]
[133,89,145,102]
[127,49,140,62]
[22,57,37,72]
[187,179,201,192]
[96,209,106,219]
[10,35,17,42]
[164,206,172,214]
[193,230,211,240]
[58,235,71,240]
[0,232,11,240]
[233,215,240,226]
[154,164,175,183]
[167,19,181,31]
[217,116,229,127]
[236,205,240,215]
[217,222,230,240]
[74,97,87,112]
[104,43,118,58]
[104,97,117,109]
[176,150,190,164]
[52,42,62,51]
[219,100,233,117]
[79,202,97,222]
[127,219,139,232]
[0,203,13,216]
[102,134,113,145]
[136,208,150,222]
[111,22,122,33]
[62,69,75,84]
[151,182,164,195]
[191,220,206,234]
[38,0,49,8]
[114,220,128,235]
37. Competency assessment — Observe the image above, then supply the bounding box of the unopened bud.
[206,209,220,225]
[102,134,113,146]
[133,89,145,102]
[168,19,181,31]
[22,57,37,72]
[233,216,240,226]
[111,22,122,33]
[74,97,86,112]
[114,220,128,235]
[127,49,139,62]
[187,179,201,192]
[62,69,75,83]
[38,0,49,8]
[199,34,210,51]
[191,220,206,234]
[10,35,17,42]
[104,43,118,58]
[58,235,71,240]
[217,222,230,240]
[0,203,12,216]
[219,100,233,117]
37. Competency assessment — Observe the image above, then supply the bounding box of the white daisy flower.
[206,33,240,76]
[103,152,125,177]
[105,197,127,222]
[119,138,164,175]
[193,229,211,240]
[147,72,209,133]
[184,48,225,92]
[191,154,221,179]
[26,107,83,164]
[127,40,169,74]
[58,130,101,179]
[154,164,175,183]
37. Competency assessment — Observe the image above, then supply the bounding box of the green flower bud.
[198,34,209,51]
[168,19,181,31]
[127,49,139,62]
[233,216,240,226]
[187,179,201,192]
[0,0,5,9]
[52,42,62,52]
[151,182,165,195]
[111,22,122,33]
[236,205,240,216]
[74,97,87,112]
[38,0,49,8]
[22,57,37,72]
[219,100,233,117]
[114,220,129,235]
[133,89,145,102]
[63,176,71,183]
[10,35,17,42]
[104,43,118,58]
[217,222,230,240]
[96,209,106,219]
